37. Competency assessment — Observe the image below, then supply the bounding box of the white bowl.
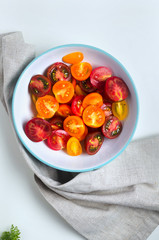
[12,44,139,172]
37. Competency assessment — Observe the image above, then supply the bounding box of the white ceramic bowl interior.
[12,44,139,172]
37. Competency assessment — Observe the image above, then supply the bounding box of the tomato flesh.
[57,104,72,118]
[67,137,82,156]
[49,116,63,130]
[79,78,96,93]
[71,95,84,116]
[101,102,113,117]
[85,132,104,155]
[112,100,128,120]
[90,67,112,90]
[25,118,52,142]
[82,92,103,109]
[71,62,92,81]
[29,75,52,97]
[47,130,70,150]
[46,62,71,85]
[63,116,85,137]
[102,115,122,139]
[83,105,105,128]
[105,76,129,102]
[62,52,84,64]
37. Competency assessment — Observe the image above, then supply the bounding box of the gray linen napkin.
[0,32,159,240]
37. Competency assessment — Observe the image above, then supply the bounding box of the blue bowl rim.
[12,43,139,172]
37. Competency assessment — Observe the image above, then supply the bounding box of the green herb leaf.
[0,225,21,240]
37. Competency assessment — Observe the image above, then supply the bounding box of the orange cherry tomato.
[57,104,72,118]
[36,95,59,119]
[71,77,77,88]
[76,126,88,141]
[75,84,87,96]
[63,116,85,137]
[67,137,82,156]
[52,81,74,103]
[83,105,105,128]
[62,52,84,64]
[71,62,92,81]
[82,93,103,109]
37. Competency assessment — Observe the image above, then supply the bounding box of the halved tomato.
[62,52,84,64]
[46,62,71,85]
[67,137,82,156]
[29,75,52,97]
[57,104,72,118]
[71,95,84,116]
[112,100,128,120]
[102,115,122,139]
[52,81,74,103]
[49,116,63,130]
[63,116,85,137]
[36,95,59,119]
[82,93,103,109]
[90,67,112,89]
[71,77,77,88]
[85,132,104,155]
[79,78,96,93]
[105,76,129,102]
[75,84,87,96]
[25,118,52,142]
[71,62,92,81]
[77,126,88,141]
[47,130,70,150]
[101,102,113,117]
[83,105,105,128]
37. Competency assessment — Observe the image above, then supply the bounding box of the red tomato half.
[90,67,112,89]
[25,118,52,142]
[47,130,70,150]
[79,78,96,93]
[71,95,84,116]
[29,75,52,97]
[102,115,122,139]
[85,132,104,155]
[46,62,71,85]
[49,116,63,130]
[101,102,113,117]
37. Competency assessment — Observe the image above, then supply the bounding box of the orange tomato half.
[71,62,92,81]
[83,105,105,128]
[63,116,85,138]
[52,81,74,103]
[67,137,82,156]
[57,104,72,118]
[82,93,103,109]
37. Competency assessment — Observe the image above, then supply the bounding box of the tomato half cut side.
[57,104,73,118]
[79,78,96,93]
[67,137,82,156]
[102,115,122,139]
[105,76,129,102]
[90,67,112,90]
[101,102,113,117]
[62,52,84,64]
[63,116,85,137]
[83,105,105,128]
[85,132,104,155]
[25,118,52,142]
[112,100,128,120]
[49,116,63,130]
[71,95,84,116]
[71,62,92,81]
[46,62,71,85]
[82,92,103,109]
[53,81,74,103]
[29,75,52,97]
[47,130,70,150]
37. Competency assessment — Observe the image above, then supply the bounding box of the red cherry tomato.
[47,130,70,150]
[79,78,96,93]
[29,75,52,97]
[71,62,92,81]
[90,67,112,89]
[46,62,71,85]
[85,132,104,155]
[49,116,63,130]
[71,95,84,116]
[102,115,122,139]
[25,118,52,142]
[101,102,113,117]
[105,76,129,102]
[62,52,84,64]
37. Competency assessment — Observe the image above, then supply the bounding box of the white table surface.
[0,0,159,239]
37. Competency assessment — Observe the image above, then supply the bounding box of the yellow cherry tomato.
[112,100,128,120]
[62,52,84,64]
[67,137,82,156]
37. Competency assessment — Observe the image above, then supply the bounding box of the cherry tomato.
[71,95,84,116]
[62,52,84,64]
[25,118,52,142]
[71,62,92,81]
[36,95,59,119]
[63,116,85,137]
[82,93,103,109]
[85,132,104,155]
[105,76,129,102]
[102,115,122,139]
[47,130,70,150]
[46,62,71,85]
[67,137,82,156]
[90,67,112,89]
[29,75,52,97]
[71,77,76,88]
[52,81,74,103]
[101,102,113,117]
[83,105,105,128]
[57,104,72,118]
[49,116,63,130]
[79,78,96,93]
[31,94,37,105]
[112,100,128,120]
[75,84,87,96]
[77,126,88,141]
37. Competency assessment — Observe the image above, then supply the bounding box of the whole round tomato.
[52,81,74,103]
[83,105,105,128]
[47,130,70,150]
[85,131,104,155]
[29,75,52,97]
[71,62,92,81]
[63,116,85,137]
[102,115,122,139]
[62,52,84,64]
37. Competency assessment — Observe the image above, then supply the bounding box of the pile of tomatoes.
[25,52,129,156]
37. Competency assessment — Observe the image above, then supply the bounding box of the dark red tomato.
[49,116,63,130]
[46,62,71,85]
[47,130,70,150]
[90,67,112,89]
[71,95,84,116]
[29,75,52,97]
[101,102,113,117]
[102,115,122,139]
[25,118,52,142]
[105,76,129,102]
[85,132,104,155]
[79,78,96,93]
